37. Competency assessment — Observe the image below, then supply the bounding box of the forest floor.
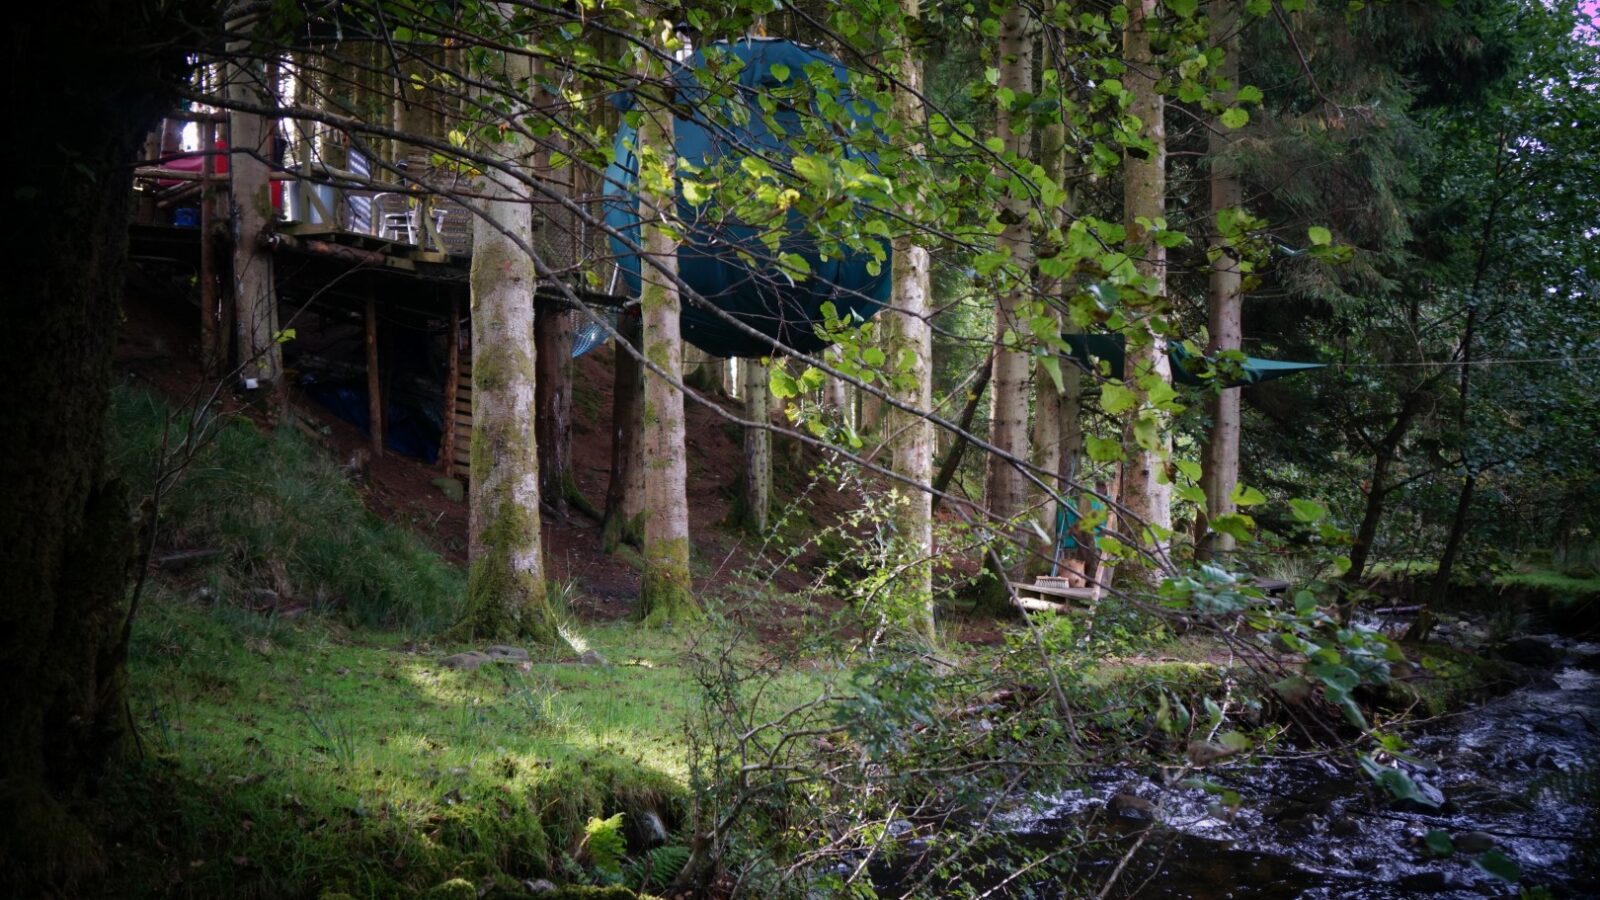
[102,289,1543,899]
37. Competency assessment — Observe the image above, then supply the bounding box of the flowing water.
[875,638,1600,898]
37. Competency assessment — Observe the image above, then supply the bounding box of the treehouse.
[602,38,892,359]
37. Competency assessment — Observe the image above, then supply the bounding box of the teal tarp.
[604,39,890,358]
[1063,334,1324,386]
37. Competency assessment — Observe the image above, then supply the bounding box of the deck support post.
[441,295,461,471]
[198,119,221,377]
[366,291,383,458]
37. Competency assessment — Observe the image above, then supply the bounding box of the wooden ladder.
[450,359,471,479]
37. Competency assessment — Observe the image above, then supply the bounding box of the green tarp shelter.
[1063,334,1324,386]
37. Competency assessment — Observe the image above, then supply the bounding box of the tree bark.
[1031,95,1070,557]
[1,2,191,889]
[886,0,937,640]
[980,4,1035,610]
[602,313,645,551]
[535,303,576,519]
[741,360,771,535]
[635,66,698,625]
[1119,0,1174,576]
[459,29,562,644]
[226,46,283,394]
[1198,0,1243,561]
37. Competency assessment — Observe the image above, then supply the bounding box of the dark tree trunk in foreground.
[0,3,196,891]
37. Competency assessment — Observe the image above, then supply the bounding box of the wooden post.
[198,120,220,377]
[441,297,460,471]
[366,292,383,458]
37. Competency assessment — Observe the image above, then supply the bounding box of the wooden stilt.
[198,120,219,377]
[441,296,460,471]
[366,292,383,458]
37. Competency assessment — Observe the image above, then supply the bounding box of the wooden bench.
[1010,577,1105,614]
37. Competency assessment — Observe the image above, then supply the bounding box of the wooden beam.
[366,292,383,458]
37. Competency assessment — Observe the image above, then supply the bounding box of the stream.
[874,636,1600,898]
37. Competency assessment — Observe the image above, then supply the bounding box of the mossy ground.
[114,587,708,897]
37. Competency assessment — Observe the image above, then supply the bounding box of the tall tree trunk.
[535,303,576,519]
[824,346,851,422]
[226,45,283,394]
[931,354,993,510]
[1343,386,1430,589]
[1198,0,1243,561]
[1,3,189,889]
[459,29,561,644]
[635,61,698,625]
[602,313,645,551]
[1411,302,1482,641]
[1031,97,1070,557]
[741,360,771,535]
[886,0,937,640]
[1119,0,1174,576]
[980,5,1035,610]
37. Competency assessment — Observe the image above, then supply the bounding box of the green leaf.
[768,62,790,82]
[681,180,711,204]
[769,368,800,399]
[1307,225,1333,246]
[1101,383,1138,414]
[1220,107,1249,129]
[1473,849,1521,882]
[1423,829,1455,857]
[1229,484,1267,507]
[1236,85,1264,104]
[1040,354,1064,393]
[1210,513,1255,542]
[1288,498,1327,523]
[1086,434,1125,463]
[1271,675,1312,704]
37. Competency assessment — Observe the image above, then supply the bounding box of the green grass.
[119,588,704,897]
[107,384,465,633]
[1492,569,1600,597]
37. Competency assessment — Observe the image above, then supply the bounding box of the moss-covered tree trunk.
[886,0,937,641]
[740,360,771,535]
[1119,0,1174,579]
[0,2,194,890]
[459,30,563,645]
[635,64,698,625]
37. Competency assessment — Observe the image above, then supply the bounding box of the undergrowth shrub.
[107,384,464,632]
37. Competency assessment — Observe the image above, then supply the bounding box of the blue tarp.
[603,39,890,358]
[1064,334,1324,386]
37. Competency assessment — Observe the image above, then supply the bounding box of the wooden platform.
[1011,579,1102,614]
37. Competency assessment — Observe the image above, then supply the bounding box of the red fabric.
[158,141,283,208]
